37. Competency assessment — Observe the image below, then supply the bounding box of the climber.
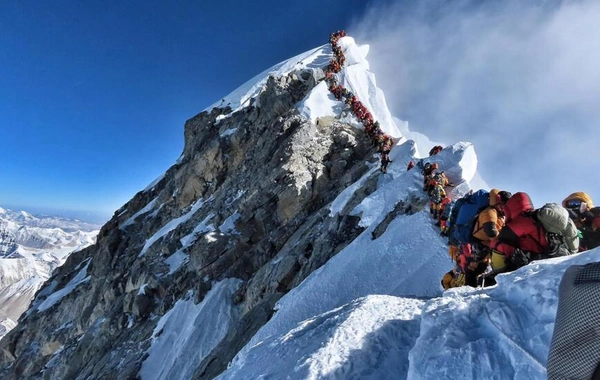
[562,192,600,250]
[362,114,374,129]
[379,135,393,173]
[364,122,375,136]
[341,88,352,99]
[489,193,578,276]
[443,243,488,289]
[429,181,446,219]
[329,59,342,73]
[456,189,510,287]
[441,243,462,290]
[330,84,344,99]
[380,154,392,173]
[445,189,508,290]
[438,197,453,235]
[432,171,453,189]
[461,242,490,287]
[372,121,382,135]
[424,170,450,197]
[441,267,464,290]
[421,163,438,192]
[346,95,357,106]
[580,207,600,250]
[428,145,443,156]
[562,192,594,228]
[443,189,500,287]
[406,160,415,171]
[330,30,346,44]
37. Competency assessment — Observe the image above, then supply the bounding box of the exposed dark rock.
[194,293,281,380]
[371,193,429,240]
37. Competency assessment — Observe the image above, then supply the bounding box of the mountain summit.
[0,34,594,380]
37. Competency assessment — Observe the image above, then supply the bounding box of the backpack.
[433,172,445,185]
[536,203,579,254]
[544,232,573,258]
[431,184,446,204]
[447,197,467,245]
[537,203,569,233]
[450,190,490,245]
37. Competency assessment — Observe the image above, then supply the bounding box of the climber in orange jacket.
[471,189,511,247]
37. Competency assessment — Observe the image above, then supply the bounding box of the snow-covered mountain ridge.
[0,208,99,340]
[0,35,585,379]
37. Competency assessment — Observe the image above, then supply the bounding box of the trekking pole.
[479,264,492,288]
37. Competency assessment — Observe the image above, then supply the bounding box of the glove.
[510,248,530,268]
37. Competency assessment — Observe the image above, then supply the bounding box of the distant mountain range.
[0,206,100,338]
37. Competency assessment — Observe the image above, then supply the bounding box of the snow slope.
[220,249,600,379]
[219,296,424,380]
[207,45,330,113]
[139,279,242,380]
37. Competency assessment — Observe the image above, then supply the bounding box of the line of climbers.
[409,148,600,290]
[406,146,454,235]
[325,31,394,173]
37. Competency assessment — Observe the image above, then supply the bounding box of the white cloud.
[350,0,600,207]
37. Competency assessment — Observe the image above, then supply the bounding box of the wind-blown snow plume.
[351,0,600,206]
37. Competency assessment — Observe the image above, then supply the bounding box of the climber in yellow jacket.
[472,189,512,246]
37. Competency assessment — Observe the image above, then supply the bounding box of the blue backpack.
[450,190,490,244]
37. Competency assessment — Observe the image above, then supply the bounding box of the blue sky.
[0,0,374,221]
[2,0,598,223]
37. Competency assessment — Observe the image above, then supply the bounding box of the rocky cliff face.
[0,227,17,258]
[0,67,386,379]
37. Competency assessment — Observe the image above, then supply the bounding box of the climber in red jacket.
[489,192,548,272]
